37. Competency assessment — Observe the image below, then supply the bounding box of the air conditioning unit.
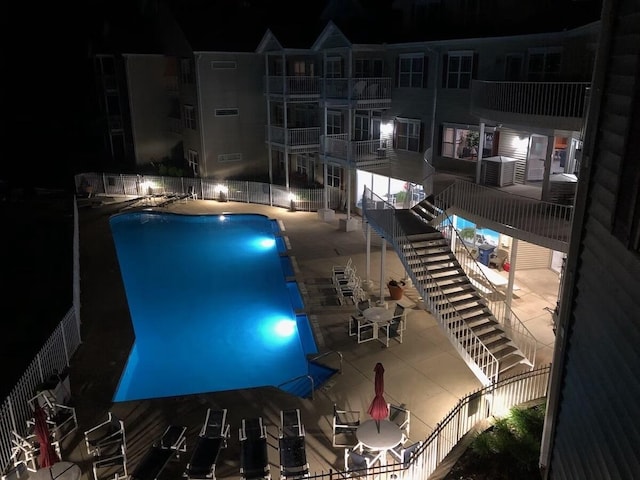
[481,156,517,187]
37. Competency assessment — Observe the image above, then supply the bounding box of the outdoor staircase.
[363,189,537,386]
[404,230,528,376]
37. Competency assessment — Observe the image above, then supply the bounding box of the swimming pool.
[109,212,318,402]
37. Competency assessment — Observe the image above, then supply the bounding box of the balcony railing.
[265,126,321,147]
[472,80,590,118]
[321,134,391,168]
[265,76,321,97]
[323,77,392,102]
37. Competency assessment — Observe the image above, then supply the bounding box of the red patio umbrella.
[367,362,389,433]
[33,404,59,468]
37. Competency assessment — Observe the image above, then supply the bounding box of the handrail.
[277,374,316,400]
[430,205,538,367]
[433,179,573,251]
[362,187,499,385]
[309,350,343,375]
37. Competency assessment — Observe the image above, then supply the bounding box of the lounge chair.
[130,425,187,480]
[279,409,304,438]
[239,418,270,480]
[332,405,360,448]
[184,409,230,480]
[278,436,309,480]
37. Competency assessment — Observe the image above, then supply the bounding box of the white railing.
[321,135,390,167]
[362,188,500,385]
[265,126,321,146]
[472,80,590,118]
[434,180,573,252]
[0,308,81,472]
[75,173,343,213]
[265,76,321,96]
[323,77,392,101]
[302,365,551,480]
[431,213,537,369]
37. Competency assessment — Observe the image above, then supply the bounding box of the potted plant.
[387,279,406,300]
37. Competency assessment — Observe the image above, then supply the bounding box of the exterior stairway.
[363,189,537,386]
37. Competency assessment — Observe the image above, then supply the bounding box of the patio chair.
[130,425,187,480]
[343,448,382,477]
[355,299,371,316]
[388,404,411,439]
[27,391,77,447]
[184,409,230,480]
[332,405,360,448]
[378,305,407,347]
[389,441,421,468]
[348,316,375,343]
[280,409,304,438]
[84,412,125,458]
[9,431,40,473]
[332,258,353,277]
[239,417,270,480]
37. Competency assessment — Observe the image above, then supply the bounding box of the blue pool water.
[109,212,318,402]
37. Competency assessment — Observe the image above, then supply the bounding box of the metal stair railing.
[363,187,499,385]
[431,210,537,368]
[308,350,343,374]
[434,179,574,251]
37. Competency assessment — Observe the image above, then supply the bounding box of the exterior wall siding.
[545,1,640,478]
[198,52,268,180]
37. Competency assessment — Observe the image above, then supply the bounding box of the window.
[106,95,120,115]
[527,48,562,81]
[211,61,236,70]
[395,118,421,152]
[355,58,383,78]
[187,150,199,176]
[354,113,370,141]
[218,153,242,163]
[183,105,196,129]
[326,57,342,78]
[445,51,473,88]
[398,54,424,88]
[327,164,341,188]
[215,108,239,116]
[293,61,314,76]
[180,58,193,84]
[505,54,523,81]
[327,111,342,135]
[441,125,481,160]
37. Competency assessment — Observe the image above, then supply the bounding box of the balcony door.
[354,113,370,141]
[527,135,547,182]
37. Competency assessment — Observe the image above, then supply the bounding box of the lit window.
[187,150,199,175]
[441,126,483,160]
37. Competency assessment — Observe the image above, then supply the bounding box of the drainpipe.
[475,122,485,184]
[195,53,207,178]
[378,239,387,306]
[265,54,273,184]
[323,107,329,210]
[505,238,519,322]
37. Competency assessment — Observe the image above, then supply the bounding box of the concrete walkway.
[60,198,557,480]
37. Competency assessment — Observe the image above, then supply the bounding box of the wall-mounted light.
[288,192,297,212]
[216,184,228,202]
[380,122,394,136]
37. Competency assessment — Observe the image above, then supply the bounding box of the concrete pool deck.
[59,198,558,480]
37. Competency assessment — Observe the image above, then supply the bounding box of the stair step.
[476,327,504,342]
[491,344,518,358]
[498,353,526,373]
[478,330,511,352]
[406,232,443,242]
[439,283,476,295]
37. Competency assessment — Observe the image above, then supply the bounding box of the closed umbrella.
[33,404,59,468]
[367,362,389,433]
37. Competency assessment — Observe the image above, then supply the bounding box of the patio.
[38,198,556,480]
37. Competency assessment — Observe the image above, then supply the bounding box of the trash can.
[477,244,496,266]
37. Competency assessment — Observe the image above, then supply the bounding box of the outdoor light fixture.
[288,192,297,212]
[140,180,155,195]
[216,184,228,202]
[380,122,394,135]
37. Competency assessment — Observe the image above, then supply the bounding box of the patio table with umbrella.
[356,363,404,465]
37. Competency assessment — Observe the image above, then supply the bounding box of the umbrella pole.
[375,419,380,433]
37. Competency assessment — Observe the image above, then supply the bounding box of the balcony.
[321,134,392,169]
[323,77,392,108]
[265,126,320,153]
[471,80,590,131]
[265,76,321,100]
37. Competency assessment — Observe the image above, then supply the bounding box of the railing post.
[37,353,44,383]
[102,173,107,194]
[7,397,18,436]
[62,323,69,366]
[121,174,126,195]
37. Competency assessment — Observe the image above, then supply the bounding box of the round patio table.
[362,307,394,324]
[32,462,81,480]
[356,419,404,465]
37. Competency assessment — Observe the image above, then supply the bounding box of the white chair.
[378,304,407,347]
[344,443,384,477]
[388,404,411,439]
[389,441,421,468]
[332,258,353,277]
[349,315,375,343]
[85,413,128,480]
[332,405,360,448]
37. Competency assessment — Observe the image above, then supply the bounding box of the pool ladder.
[278,350,343,400]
